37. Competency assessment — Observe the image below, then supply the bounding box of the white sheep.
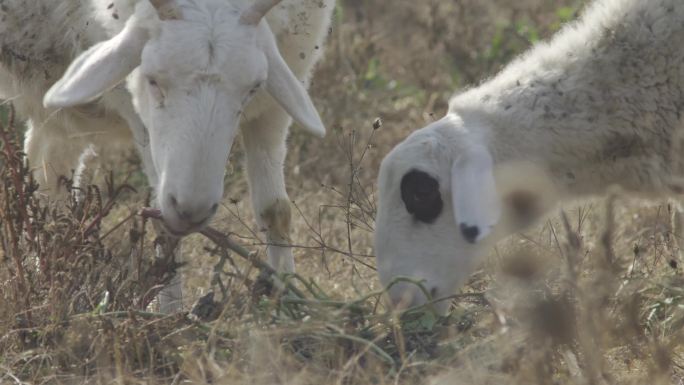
[0,0,334,312]
[375,0,684,313]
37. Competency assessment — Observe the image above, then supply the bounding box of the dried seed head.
[372,117,383,130]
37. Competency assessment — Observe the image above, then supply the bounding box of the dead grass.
[2,0,684,384]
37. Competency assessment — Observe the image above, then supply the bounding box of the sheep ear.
[261,26,326,137]
[44,4,156,108]
[451,146,501,243]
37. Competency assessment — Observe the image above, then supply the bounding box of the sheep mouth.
[139,207,210,237]
[161,219,211,237]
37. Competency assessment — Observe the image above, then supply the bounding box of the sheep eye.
[242,82,263,105]
[400,170,443,223]
[249,82,262,95]
[147,78,165,105]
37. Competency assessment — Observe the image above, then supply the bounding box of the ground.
[2,0,684,384]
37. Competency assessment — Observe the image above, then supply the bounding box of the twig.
[99,209,140,241]
[139,208,309,299]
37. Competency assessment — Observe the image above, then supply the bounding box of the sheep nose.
[168,194,219,226]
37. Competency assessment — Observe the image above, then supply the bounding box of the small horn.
[240,0,282,25]
[149,0,181,20]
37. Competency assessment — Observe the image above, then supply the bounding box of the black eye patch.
[400,170,443,223]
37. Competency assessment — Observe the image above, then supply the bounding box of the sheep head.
[43,0,325,235]
[374,113,554,313]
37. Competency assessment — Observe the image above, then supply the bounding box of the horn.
[149,0,181,20]
[240,0,282,25]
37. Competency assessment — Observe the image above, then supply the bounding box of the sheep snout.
[159,193,219,235]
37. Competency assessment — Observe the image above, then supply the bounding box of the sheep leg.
[23,120,89,200]
[242,110,295,273]
[154,227,183,314]
[159,274,183,313]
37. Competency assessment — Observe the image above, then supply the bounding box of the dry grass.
[3,0,684,383]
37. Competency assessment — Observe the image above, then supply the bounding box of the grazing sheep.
[0,0,334,312]
[375,0,684,313]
